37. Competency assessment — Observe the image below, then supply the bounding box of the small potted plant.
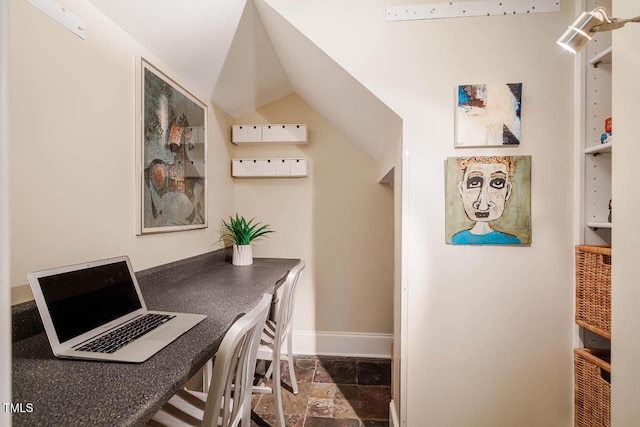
[221,214,274,266]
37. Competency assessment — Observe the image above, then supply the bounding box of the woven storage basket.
[575,245,612,339]
[574,348,611,427]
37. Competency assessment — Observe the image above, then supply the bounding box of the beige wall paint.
[233,94,394,335]
[9,0,235,289]
[377,130,401,184]
[391,131,404,420]
[1,0,11,418]
[264,0,576,425]
[611,0,640,424]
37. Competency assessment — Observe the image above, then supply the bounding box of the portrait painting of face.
[445,156,531,245]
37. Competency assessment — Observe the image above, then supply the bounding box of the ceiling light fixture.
[557,7,640,54]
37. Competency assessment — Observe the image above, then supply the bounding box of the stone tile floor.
[251,355,391,427]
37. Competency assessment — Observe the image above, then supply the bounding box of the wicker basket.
[575,245,612,339]
[574,348,611,427]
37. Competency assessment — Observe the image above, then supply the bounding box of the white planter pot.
[232,244,253,266]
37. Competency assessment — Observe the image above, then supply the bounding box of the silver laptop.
[28,255,206,363]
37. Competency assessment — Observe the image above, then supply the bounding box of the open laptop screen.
[38,260,142,343]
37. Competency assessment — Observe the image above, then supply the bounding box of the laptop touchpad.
[147,327,184,342]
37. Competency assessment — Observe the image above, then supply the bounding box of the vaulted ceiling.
[88,0,401,161]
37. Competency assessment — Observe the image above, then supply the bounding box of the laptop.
[28,255,206,363]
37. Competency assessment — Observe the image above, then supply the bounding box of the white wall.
[233,94,394,349]
[611,0,640,424]
[9,0,235,293]
[1,0,11,422]
[264,0,577,425]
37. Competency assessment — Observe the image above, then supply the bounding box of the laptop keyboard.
[77,313,176,354]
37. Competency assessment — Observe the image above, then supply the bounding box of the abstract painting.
[138,58,207,234]
[455,83,522,147]
[445,155,531,245]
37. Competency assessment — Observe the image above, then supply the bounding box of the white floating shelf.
[232,124,307,144]
[585,141,612,155]
[587,222,612,229]
[589,47,612,67]
[232,158,308,178]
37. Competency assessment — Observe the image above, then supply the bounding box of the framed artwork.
[136,58,207,234]
[455,83,522,147]
[445,155,531,245]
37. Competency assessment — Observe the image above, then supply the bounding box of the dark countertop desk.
[11,250,299,427]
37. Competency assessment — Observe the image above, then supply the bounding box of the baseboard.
[389,400,399,427]
[291,330,393,358]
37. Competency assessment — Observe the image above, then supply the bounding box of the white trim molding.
[390,400,400,427]
[1,0,11,423]
[291,330,393,358]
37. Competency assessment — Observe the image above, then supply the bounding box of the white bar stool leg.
[286,328,298,394]
[273,347,286,427]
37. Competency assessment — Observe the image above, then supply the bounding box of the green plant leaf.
[219,213,274,245]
